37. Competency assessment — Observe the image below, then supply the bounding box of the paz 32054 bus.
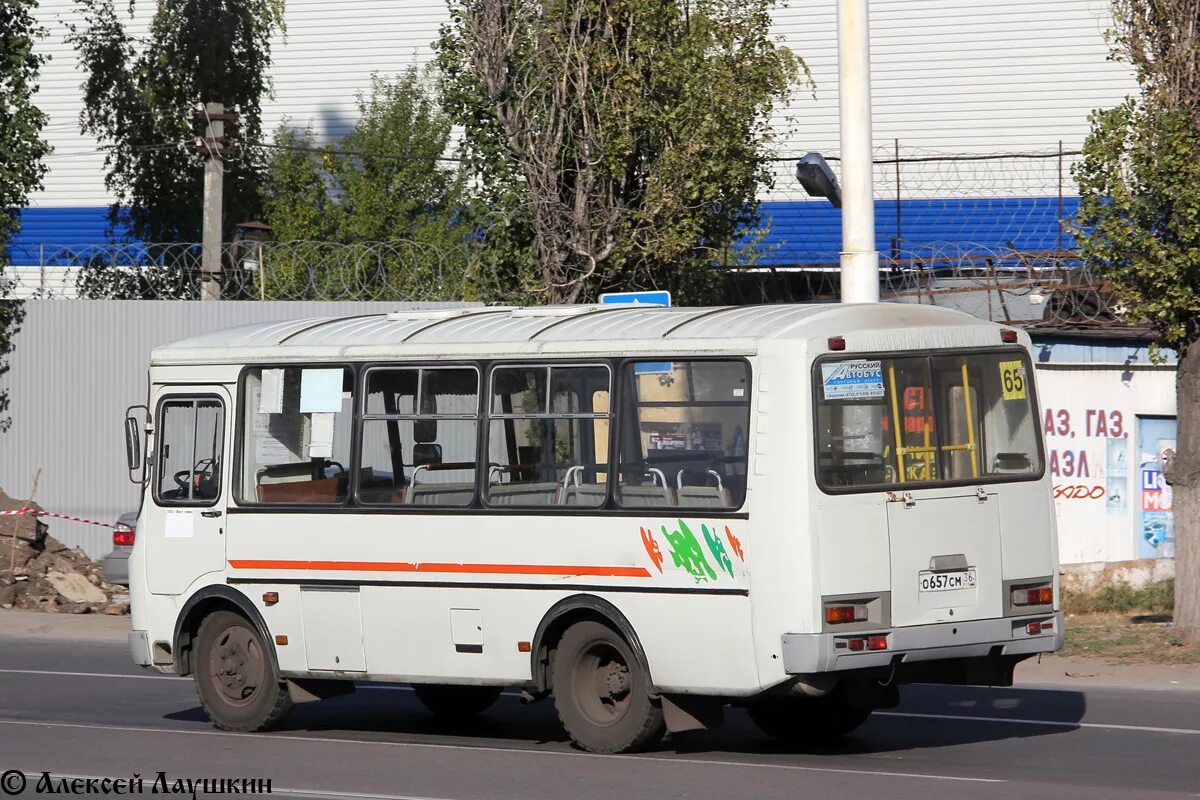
[123,303,1060,753]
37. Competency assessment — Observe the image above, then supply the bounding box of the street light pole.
[837,0,880,303]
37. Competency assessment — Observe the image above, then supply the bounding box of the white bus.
[124,303,1060,753]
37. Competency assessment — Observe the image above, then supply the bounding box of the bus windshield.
[815,350,1042,490]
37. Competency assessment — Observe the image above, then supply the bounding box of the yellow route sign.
[999,360,1028,400]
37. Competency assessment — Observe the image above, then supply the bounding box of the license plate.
[919,569,977,593]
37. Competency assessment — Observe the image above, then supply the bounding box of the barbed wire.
[1,147,1124,329]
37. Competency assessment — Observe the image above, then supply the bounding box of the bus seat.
[486,482,561,506]
[676,485,731,508]
[406,482,474,505]
[560,483,607,506]
[615,484,675,507]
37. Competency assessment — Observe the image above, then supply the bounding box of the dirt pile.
[0,488,129,615]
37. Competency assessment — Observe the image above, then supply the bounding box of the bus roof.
[150,303,998,365]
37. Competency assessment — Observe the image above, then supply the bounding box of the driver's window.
[154,398,224,506]
[238,366,354,505]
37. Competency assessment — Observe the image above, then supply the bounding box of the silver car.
[102,511,138,585]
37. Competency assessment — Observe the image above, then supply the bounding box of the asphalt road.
[0,635,1197,800]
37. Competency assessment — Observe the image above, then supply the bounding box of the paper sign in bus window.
[998,360,1028,400]
[300,369,343,413]
[821,360,885,401]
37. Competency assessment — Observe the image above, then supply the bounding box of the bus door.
[145,387,230,596]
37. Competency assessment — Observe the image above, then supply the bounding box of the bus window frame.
[483,361,614,509]
[356,362,483,509]
[232,363,358,509]
[810,346,1046,495]
[151,393,227,509]
[613,356,754,513]
[224,356,753,519]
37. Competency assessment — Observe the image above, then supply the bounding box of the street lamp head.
[795,152,842,208]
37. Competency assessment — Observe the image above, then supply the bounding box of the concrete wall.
[0,301,466,558]
[1032,337,1178,566]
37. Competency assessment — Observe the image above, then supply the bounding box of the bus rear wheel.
[412,684,503,718]
[193,610,293,732]
[748,690,872,745]
[551,620,665,754]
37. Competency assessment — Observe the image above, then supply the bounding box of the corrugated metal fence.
[0,300,468,558]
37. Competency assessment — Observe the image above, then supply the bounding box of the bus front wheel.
[748,690,872,744]
[412,684,503,718]
[551,620,665,754]
[193,610,293,732]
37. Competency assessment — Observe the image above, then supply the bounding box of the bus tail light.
[1026,622,1042,635]
[1001,329,1019,343]
[825,604,868,624]
[1012,586,1053,606]
[866,634,888,651]
[828,336,846,351]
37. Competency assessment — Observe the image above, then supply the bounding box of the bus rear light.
[1001,329,1018,343]
[828,336,846,351]
[1012,586,1053,606]
[112,525,135,547]
[847,638,865,652]
[825,605,868,624]
[1026,622,1042,635]
[866,635,888,651]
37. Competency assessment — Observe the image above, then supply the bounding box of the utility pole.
[837,0,880,303]
[195,102,237,301]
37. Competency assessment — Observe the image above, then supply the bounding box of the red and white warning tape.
[0,507,117,528]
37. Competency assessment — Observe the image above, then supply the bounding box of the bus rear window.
[814,351,1042,490]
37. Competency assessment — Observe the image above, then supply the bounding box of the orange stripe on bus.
[227,559,652,579]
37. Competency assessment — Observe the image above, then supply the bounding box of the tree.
[261,71,482,300]
[436,0,801,304]
[1,0,48,432]
[1,0,51,257]
[1073,0,1200,640]
[68,0,283,243]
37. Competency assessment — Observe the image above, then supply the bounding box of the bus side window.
[238,366,354,505]
[615,359,750,510]
[357,366,479,507]
[154,397,224,506]
[486,364,610,507]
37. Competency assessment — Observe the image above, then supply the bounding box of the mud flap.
[287,678,356,704]
[662,694,725,733]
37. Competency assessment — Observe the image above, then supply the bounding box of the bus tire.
[193,610,293,732]
[412,684,503,718]
[748,690,871,744]
[551,620,665,754]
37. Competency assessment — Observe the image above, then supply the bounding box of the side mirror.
[125,405,149,485]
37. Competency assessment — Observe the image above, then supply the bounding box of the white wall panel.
[25,0,1137,211]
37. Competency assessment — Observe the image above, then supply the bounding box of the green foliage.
[261,71,479,300]
[0,0,51,255]
[1062,579,1175,615]
[0,0,46,432]
[1074,101,1200,350]
[436,0,801,304]
[0,294,24,433]
[68,0,284,243]
[1072,0,1200,352]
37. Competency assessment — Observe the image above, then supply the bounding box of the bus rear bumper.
[780,612,1063,674]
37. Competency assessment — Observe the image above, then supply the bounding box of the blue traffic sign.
[599,290,672,307]
[599,291,672,373]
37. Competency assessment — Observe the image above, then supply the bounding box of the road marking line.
[0,719,1001,784]
[0,668,182,681]
[878,711,1200,736]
